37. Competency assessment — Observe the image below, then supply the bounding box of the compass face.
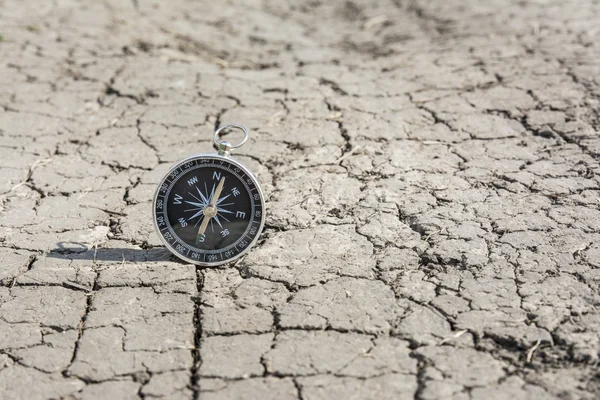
[153,155,265,265]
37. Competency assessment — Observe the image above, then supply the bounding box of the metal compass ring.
[213,124,249,150]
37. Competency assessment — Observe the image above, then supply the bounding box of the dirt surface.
[1,0,600,399]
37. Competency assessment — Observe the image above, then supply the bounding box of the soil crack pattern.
[1,1,599,399]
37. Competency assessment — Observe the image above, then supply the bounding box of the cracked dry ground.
[1,0,600,399]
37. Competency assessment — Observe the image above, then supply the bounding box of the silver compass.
[152,124,265,266]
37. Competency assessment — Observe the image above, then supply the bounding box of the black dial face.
[153,156,264,265]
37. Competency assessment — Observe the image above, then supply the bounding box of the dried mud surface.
[1,1,599,399]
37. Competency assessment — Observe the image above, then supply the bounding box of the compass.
[152,124,265,266]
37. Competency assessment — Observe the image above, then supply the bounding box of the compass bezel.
[152,153,266,266]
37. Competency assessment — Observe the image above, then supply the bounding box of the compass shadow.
[47,241,186,263]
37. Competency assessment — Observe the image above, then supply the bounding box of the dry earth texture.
[1,0,600,399]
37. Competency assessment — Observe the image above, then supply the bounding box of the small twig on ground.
[438,330,468,345]
[336,145,361,164]
[82,205,127,216]
[326,111,343,122]
[423,228,445,242]
[363,15,387,30]
[233,255,246,268]
[526,339,542,363]
[63,280,93,292]
[268,109,285,124]
[9,158,53,192]
[76,187,93,200]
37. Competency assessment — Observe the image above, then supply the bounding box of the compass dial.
[153,155,265,265]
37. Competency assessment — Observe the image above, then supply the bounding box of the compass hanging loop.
[214,124,248,156]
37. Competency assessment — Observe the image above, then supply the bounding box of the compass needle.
[209,183,216,202]
[194,214,204,228]
[197,176,225,237]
